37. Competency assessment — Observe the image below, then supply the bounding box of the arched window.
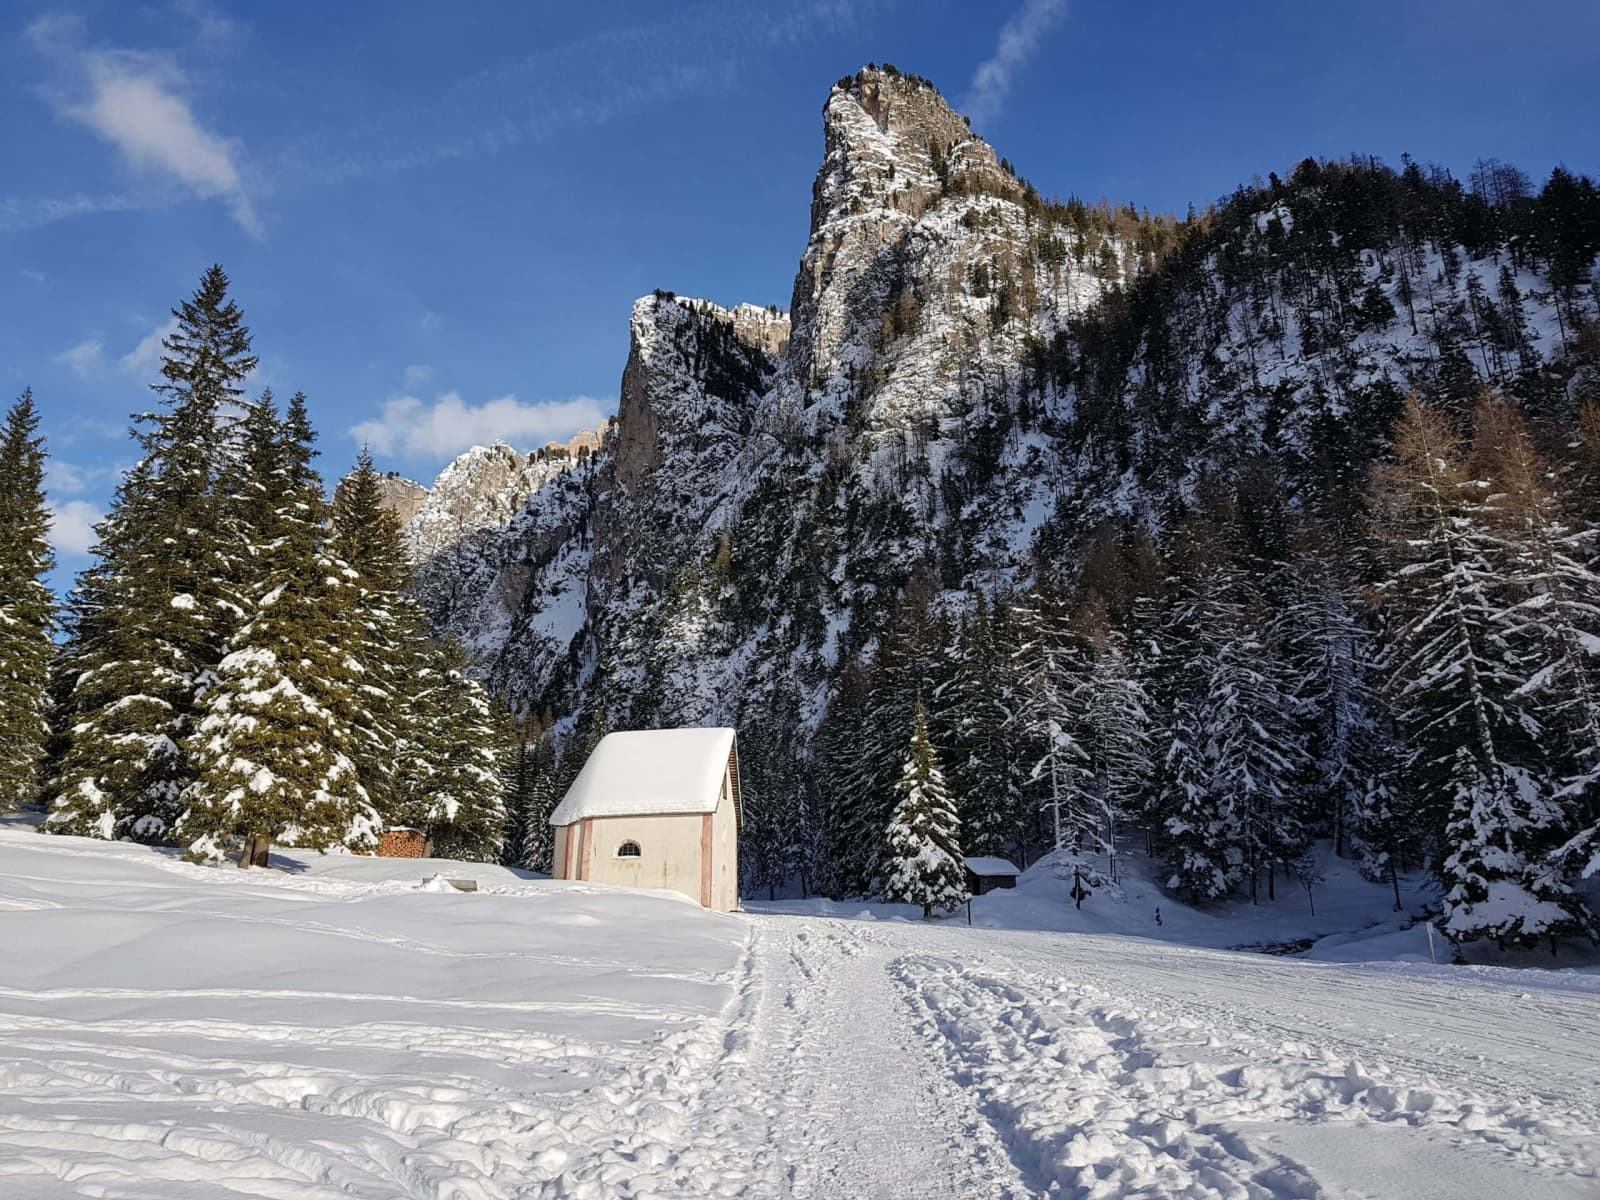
[616,840,642,859]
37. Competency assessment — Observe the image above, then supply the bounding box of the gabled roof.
[964,856,1021,876]
[549,728,739,827]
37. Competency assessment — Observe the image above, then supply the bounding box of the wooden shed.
[964,856,1020,896]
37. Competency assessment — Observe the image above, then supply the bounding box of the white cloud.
[47,459,122,496]
[118,318,180,380]
[403,364,434,388]
[54,338,106,378]
[27,14,259,236]
[50,318,179,382]
[351,392,609,462]
[48,499,103,556]
[0,191,138,234]
[963,0,1067,130]
[418,311,443,334]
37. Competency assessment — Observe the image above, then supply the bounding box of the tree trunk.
[238,834,271,869]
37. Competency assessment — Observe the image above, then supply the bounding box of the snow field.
[896,954,1598,1196]
[0,827,751,1199]
[4,826,1600,1199]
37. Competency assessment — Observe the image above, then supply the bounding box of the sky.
[3,0,1598,584]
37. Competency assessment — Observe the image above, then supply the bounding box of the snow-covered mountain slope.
[3,823,1596,1199]
[390,426,609,663]
[393,66,1598,744]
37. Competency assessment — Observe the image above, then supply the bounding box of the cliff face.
[371,474,428,525]
[396,66,1597,740]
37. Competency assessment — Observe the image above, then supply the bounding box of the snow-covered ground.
[3,823,1598,1198]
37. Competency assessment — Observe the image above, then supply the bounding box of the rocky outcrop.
[371,474,428,525]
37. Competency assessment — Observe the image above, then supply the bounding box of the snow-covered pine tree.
[45,463,179,839]
[518,734,560,873]
[1279,548,1378,858]
[1208,618,1312,903]
[177,391,379,863]
[1372,396,1576,946]
[814,662,882,897]
[1351,724,1412,911]
[1152,503,1251,904]
[1078,620,1152,887]
[0,390,56,811]
[47,267,256,842]
[1465,398,1598,938]
[398,638,505,862]
[331,447,421,817]
[936,598,1028,858]
[1010,590,1096,877]
[881,700,967,918]
[740,683,811,899]
[208,390,290,644]
[147,264,258,669]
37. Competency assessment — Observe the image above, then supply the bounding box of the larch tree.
[1372,396,1576,946]
[881,700,967,918]
[1465,398,1598,939]
[0,390,57,811]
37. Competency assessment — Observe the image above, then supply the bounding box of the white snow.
[964,855,1020,876]
[3,821,1597,1199]
[548,727,736,826]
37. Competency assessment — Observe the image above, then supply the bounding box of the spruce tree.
[46,266,255,841]
[331,448,419,818]
[0,390,57,811]
[881,701,967,917]
[1011,590,1094,867]
[938,600,1028,858]
[397,639,505,862]
[177,393,379,863]
[518,734,560,872]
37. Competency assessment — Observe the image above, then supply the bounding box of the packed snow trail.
[727,913,1600,1199]
[3,827,1599,1198]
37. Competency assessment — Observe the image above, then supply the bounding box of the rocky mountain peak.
[785,66,1027,397]
[371,425,610,564]
[615,293,787,490]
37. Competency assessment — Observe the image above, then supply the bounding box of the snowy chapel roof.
[549,728,739,827]
[964,856,1020,876]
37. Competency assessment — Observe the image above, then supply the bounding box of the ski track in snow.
[3,830,1599,1198]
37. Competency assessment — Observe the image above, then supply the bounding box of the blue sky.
[3,0,1597,581]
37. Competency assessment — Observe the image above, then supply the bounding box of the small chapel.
[549,727,741,912]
